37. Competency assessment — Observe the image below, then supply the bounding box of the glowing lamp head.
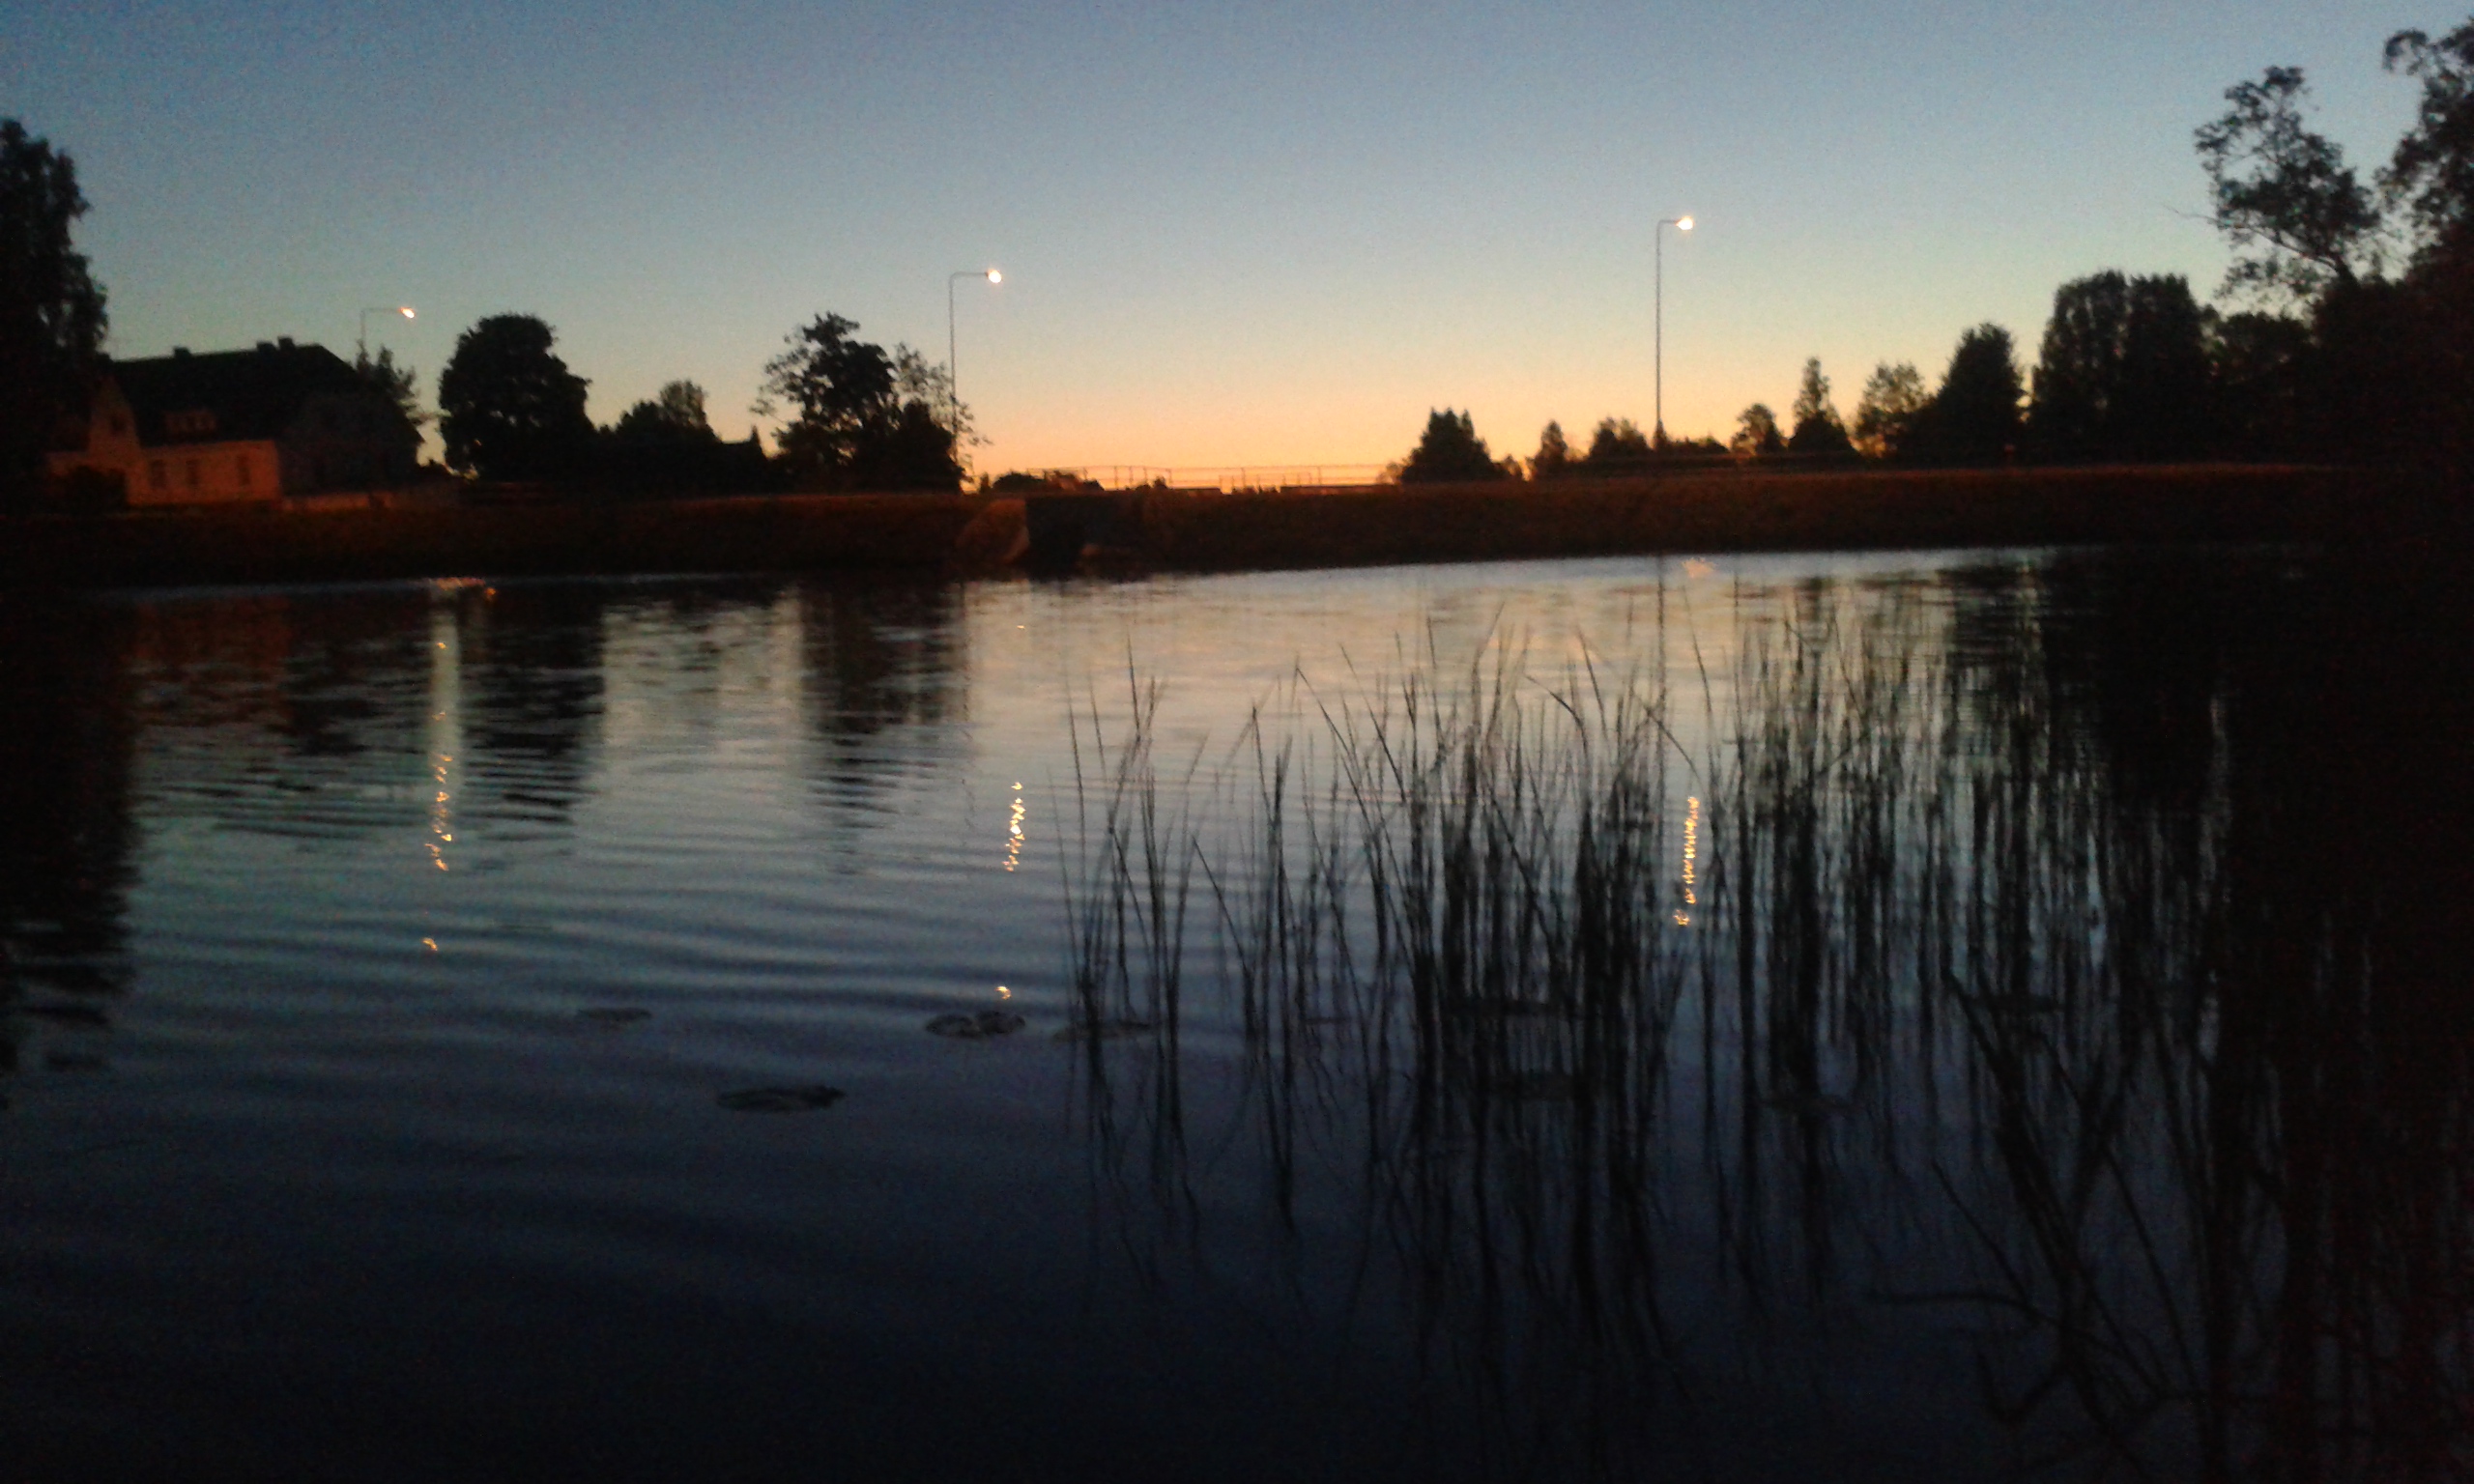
[399,306,416,319]
[1677,216,1694,232]
[986,269,1002,284]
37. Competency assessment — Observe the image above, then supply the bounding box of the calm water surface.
[1,548,2466,1482]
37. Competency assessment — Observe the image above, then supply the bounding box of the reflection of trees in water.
[269,590,433,761]
[796,577,964,803]
[114,589,436,839]
[455,584,607,821]
[0,599,138,1036]
[1067,550,2473,1481]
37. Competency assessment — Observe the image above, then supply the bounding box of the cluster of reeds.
[1059,556,2472,1482]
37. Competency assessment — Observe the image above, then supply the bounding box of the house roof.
[109,341,377,446]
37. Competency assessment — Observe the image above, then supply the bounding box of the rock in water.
[716,1085,846,1113]
[926,1010,1027,1040]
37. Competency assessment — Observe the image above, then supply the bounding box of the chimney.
[277,336,295,351]
[256,341,275,354]
[173,347,191,358]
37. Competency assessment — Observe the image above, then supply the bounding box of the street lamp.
[1654,216,1692,446]
[359,305,415,362]
[947,269,1001,422]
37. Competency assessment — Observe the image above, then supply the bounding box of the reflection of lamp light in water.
[1003,783,1026,871]
[423,600,462,898]
[1674,795,1700,926]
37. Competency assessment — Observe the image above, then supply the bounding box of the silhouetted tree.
[847,400,964,492]
[2031,272,2213,461]
[1531,420,1573,480]
[2114,277,2214,458]
[1786,357,1852,453]
[438,314,592,481]
[758,316,964,492]
[2383,18,2474,262]
[0,120,107,514]
[2207,311,2312,457]
[590,379,740,495]
[2308,273,2474,473]
[759,314,892,489]
[1852,361,1927,459]
[354,347,427,432]
[1398,409,1507,483]
[890,345,974,470]
[614,380,714,442]
[2189,21,2474,478]
[1729,404,1784,457]
[2195,67,2381,304]
[1583,416,1651,473]
[2377,20,2474,480]
[1906,324,2023,466]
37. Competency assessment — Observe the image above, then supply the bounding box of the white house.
[50,340,419,507]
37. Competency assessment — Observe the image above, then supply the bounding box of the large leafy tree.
[757,315,963,492]
[0,120,107,513]
[759,314,891,487]
[2194,67,2381,304]
[438,314,592,481]
[1397,409,1507,483]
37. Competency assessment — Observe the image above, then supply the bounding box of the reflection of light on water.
[1683,558,1716,579]
[996,985,1011,999]
[1003,782,1025,871]
[1674,795,1700,926]
[424,600,463,888]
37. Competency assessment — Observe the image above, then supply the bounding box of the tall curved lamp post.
[359,305,415,361]
[947,269,1002,423]
[1654,217,1692,445]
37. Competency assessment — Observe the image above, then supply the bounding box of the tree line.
[431,309,967,495]
[1400,14,2474,487]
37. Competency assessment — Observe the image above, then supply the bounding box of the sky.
[4,0,2434,474]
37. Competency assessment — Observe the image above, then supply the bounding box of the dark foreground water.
[1,546,2467,1483]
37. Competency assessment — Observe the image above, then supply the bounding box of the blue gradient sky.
[6,0,2425,471]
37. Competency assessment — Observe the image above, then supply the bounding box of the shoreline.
[0,465,2442,591]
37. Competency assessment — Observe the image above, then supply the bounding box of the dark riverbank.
[0,465,2439,589]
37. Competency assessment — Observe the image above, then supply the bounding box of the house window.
[186,459,202,489]
[166,409,217,437]
[149,460,167,490]
[235,454,251,488]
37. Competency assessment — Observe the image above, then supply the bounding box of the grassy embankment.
[0,464,2425,588]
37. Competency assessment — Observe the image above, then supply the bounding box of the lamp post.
[946,269,1001,422]
[359,305,415,362]
[1654,217,1692,446]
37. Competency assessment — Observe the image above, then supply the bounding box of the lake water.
[2,546,2467,1482]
